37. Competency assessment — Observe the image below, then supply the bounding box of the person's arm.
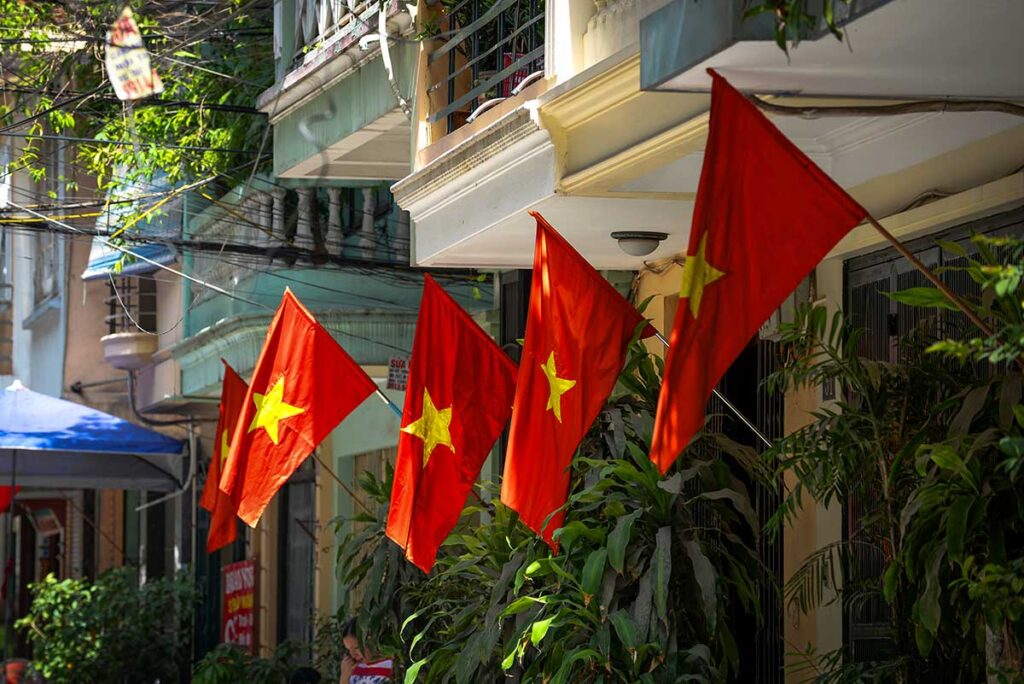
[339,655,356,684]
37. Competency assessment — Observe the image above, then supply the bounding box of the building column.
[357,187,377,260]
[294,187,316,254]
[326,187,343,257]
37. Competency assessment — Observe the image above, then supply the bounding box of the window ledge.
[22,294,60,330]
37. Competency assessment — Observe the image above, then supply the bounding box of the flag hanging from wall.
[200,361,248,553]
[386,275,517,573]
[649,71,867,474]
[219,289,378,526]
[501,213,649,549]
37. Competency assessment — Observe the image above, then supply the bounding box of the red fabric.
[219,289,377,526]
[501,213,646,549]
[386,275,517,573]
[200,361,248,553]
[649,72,867,474]
[0,486,21,513]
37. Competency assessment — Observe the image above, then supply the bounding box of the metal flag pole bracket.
[653,331,774,450]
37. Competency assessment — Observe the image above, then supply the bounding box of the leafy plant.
[18,568,196,684]
[192,641,302,684]
[742,0,853,53]
[770,233,1024,682]
[334,339,770,682]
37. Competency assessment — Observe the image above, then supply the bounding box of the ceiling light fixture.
[610,231,668,257]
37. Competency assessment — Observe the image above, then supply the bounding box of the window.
[106,274,158,334]
[32,136,64,306]
[277,463,316,647]
[843,206,1024,662]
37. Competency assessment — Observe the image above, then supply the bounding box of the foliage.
[334,339,769,682]
[742,0,852,53]
[192,640,303,684]
[770,233,1024,681]
[17,567,196,684]
[0,0,273,190]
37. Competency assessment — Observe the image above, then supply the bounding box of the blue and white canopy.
[81,172,181,281]
[0,381,184,490]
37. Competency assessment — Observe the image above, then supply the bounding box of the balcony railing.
[427,0,545,134]
[293,0,383,68]
[189,183,411,304]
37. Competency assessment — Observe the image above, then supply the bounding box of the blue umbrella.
[0,380,184,491]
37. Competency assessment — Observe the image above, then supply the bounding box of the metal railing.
[106,275,158,335]
[427,0,545,133]
[294,0,378,65]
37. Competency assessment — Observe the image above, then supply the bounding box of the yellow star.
[247,377,305,445]
[401,389,454,466]
[540,351,576,422]
[680,233,726,319]
[220,429,230,465]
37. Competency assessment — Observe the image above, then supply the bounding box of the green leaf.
[683,539,717,634]
[581,549,608,603]
[929,444,965,472]
[501,596,546,618]
[607,610,638,650]
[653,526,672,624]
[882,562,899,603]
[887,286,959,311]
[403,655,428,679]
[607,509,642,574]
[999,436,1024,458]
[530,616,555,646]
[946,496,973,562]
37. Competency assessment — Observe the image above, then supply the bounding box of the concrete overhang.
[257,6,415,181]
[641,0,1024,98]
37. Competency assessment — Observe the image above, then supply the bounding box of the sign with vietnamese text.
[222,559,255,652]
[387,356,409,391]
[105,7,164,101]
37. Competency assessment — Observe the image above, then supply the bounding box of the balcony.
[260,0,416,182]
[185,179,414,334]
[425,0,546,136]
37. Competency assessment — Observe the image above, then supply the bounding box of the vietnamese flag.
[386,275,517,573]
[649,71,866,474]
[199,361,247,553]
[219,289,378,526]
[501,214,647,549]
[0,486,21,513]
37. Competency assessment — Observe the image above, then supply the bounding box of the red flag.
[219,289,378,526]
[650,71,867,473]
[200,361,248,553]
[0,486,21,513]
[501,214,647,549]
[386,275,517,572]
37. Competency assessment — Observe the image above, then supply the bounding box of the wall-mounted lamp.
[610,231,668,257]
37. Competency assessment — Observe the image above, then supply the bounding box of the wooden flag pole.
[312,450,373,515]
[864,215,997,339]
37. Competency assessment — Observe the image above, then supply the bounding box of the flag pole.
[311,451,373,515]
[863,215,997,339]
[653,331,774,449]
[374,388,403,418]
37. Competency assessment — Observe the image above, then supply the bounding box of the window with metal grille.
[106,274,158,334]
[843,205,1024,662]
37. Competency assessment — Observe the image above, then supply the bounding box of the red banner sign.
[222,559,256,651]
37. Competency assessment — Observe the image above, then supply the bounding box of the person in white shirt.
[339,618,394,684]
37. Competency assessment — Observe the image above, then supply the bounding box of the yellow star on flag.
[680,233,726,319]
[220,429,230,464]
[247,376,305,445]
[401,389,454,466]
[541,350,576,422]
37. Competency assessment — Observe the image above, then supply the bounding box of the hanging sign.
[105,7,164,101]
[386,356,409,391]
[221,559,256,652]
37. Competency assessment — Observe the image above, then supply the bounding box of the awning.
[0,381,185,491]
[82,172,181,281]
